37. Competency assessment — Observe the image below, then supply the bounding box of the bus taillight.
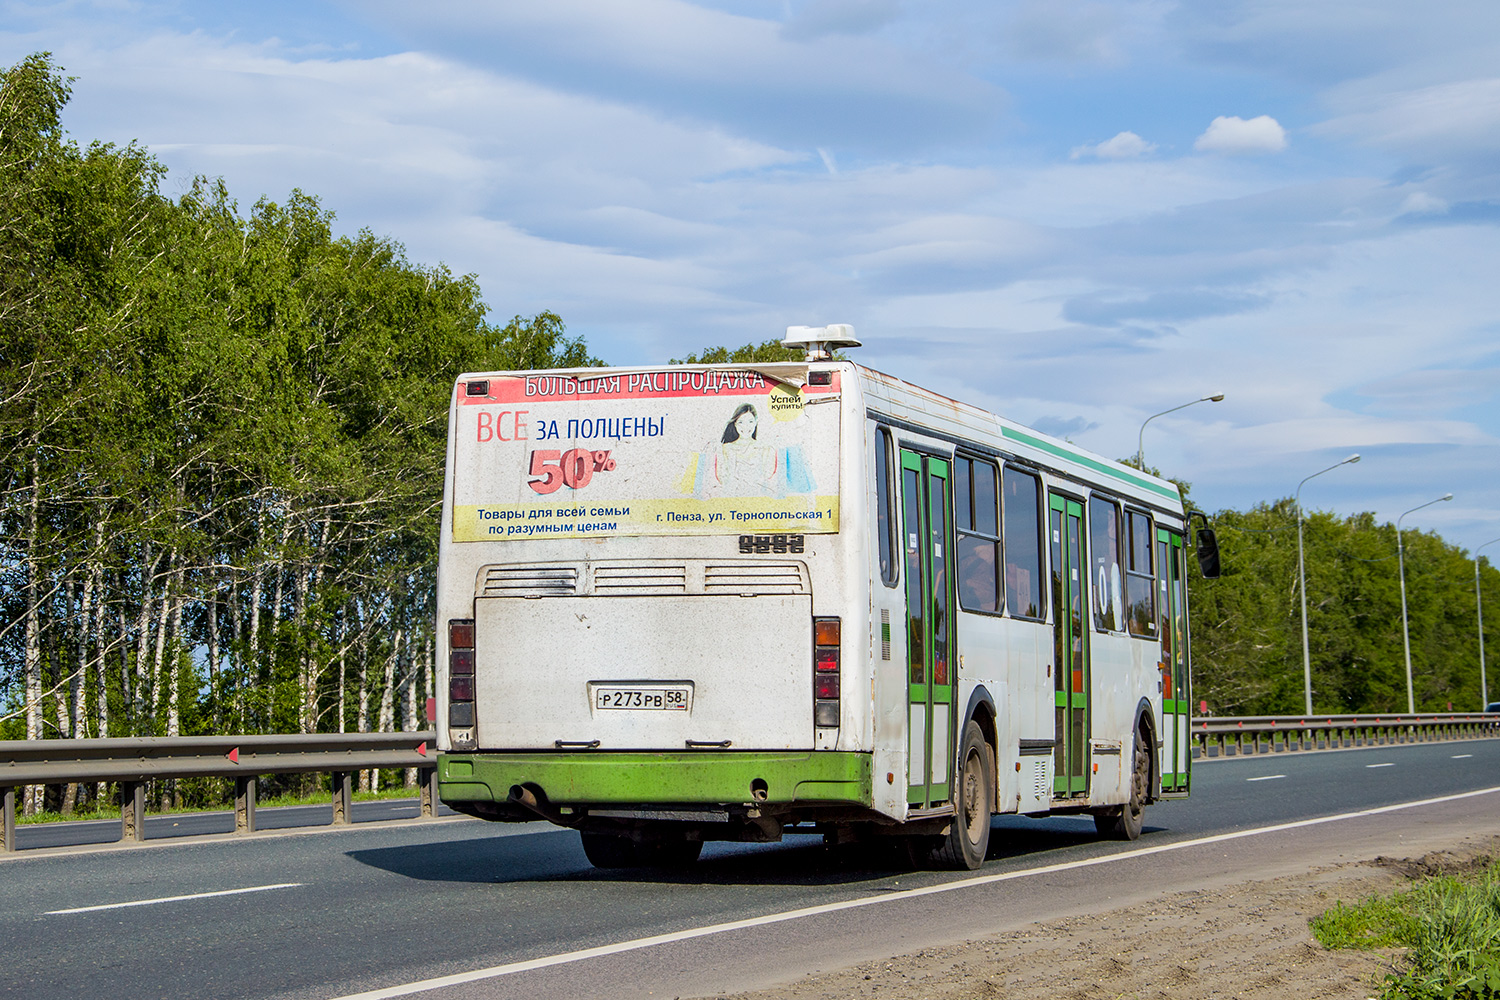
[814,617,840,730]
[449,618,476,743]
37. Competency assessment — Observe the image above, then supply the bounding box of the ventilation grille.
[481,566,578,597]
[477,560,809,597]
[703,562,808,595]
[1032,760,1050,802]
[880,608,891,660]
[594,564,687,595]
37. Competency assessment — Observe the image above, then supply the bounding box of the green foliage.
[1188,502,1498,715]
[1314,864,1500,999]
[1312,894,1417,950]
[0,53,600,767]
[670,337,809,364]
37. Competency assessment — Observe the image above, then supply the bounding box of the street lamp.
[1476,537,1500,710]
[1296,453,1360,715]
[1136,394,1225,470]
[1397,493,1454,713]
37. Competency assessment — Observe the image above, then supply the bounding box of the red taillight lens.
[813,617,840,730]
[449,620,475,649]
[450,675,475,701]
[450,649,474,675]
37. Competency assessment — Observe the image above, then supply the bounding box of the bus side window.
[955,456,1000,613]
[875,427,898,587]
[1125,510,1156,637]
[1089,497,1123,632]
[1002,467,1044,619]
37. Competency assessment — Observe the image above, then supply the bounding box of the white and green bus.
[434,326,1204,870]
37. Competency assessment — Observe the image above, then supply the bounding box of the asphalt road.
[3,738,1498,1000]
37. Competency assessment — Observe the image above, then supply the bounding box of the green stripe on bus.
[438,751,873,807]
[1002,426,1181,502]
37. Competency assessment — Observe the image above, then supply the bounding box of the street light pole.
[1397,493,1454,714]
[1295,453,1360,715]
[1136,393,1225,470]
[1476,537,1500,709]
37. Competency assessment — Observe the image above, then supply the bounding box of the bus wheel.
[579,831,703,869]
[580,831,644,868]
[934,721,994,870]
[1095,728,1148,841]
[647,837,704,868]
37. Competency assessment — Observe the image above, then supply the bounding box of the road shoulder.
[711,834,1500,1000]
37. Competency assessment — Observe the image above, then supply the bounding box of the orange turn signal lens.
[814,618,840,646]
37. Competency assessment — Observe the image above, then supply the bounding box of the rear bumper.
[438,750,873,808]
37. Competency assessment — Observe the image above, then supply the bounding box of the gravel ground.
[706,836,1500,1000]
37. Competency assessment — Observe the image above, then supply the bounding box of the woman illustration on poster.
[711,403,778,496]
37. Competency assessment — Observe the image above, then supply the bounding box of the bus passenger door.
[901,450,954,810]
[1048,493,1089,797]
[1157,530,1191,794]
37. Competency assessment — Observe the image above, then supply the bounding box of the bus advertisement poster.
[450,371,841,541]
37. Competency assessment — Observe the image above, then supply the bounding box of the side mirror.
[1195,528,1221,579]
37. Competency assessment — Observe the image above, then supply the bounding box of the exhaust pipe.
[507,784,573,826]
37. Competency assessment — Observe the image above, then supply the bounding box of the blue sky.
[5,0,1498,554]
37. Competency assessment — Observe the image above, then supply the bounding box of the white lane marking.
[326,785,1500,1000]
[46,882,303,915]
[1453,754,1473,759]
[1245,775,1286,782]
[1366,763,1396,768]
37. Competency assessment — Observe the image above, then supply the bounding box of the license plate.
[591,684,692,712]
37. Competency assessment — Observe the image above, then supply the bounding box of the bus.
[434,325,1203,870]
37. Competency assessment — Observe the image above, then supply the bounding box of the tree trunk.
[117,589,130,730]
[79,563,94,737]
[134,543,158,733]
[23,454,43,815]
[403,652,417,787]
[356,614,370,789]
[337,611,347,734]
[206,575,220,731]
[167,564,184,739]
[374,628,402,793]
[149,550,176,735]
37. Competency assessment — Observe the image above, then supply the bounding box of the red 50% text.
[527,449,617,495]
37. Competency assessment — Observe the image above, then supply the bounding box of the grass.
[16,784,424,825]
[1312,861,1500,998]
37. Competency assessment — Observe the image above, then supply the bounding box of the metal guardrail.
[4,714,1497,852]
[1192,712,1499,758]
[0,732,437,853]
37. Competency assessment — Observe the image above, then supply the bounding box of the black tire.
[1095,727,1148,841]
[579,830,704,869]
[647,837,704,868]
[580,831,645,868]
[933,720,994,870]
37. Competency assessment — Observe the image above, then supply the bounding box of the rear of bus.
[433,362,873,851]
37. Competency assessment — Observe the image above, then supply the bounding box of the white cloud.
[6,1,1500,549]
[781,0,903,41]
[1400,191,1448,215]
[1002,0,1126,64]
[1315,78,1500,161]
[1070,130,1156,160]
[1194,115,1289,155]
